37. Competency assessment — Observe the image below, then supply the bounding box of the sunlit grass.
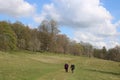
[0,51,120,80]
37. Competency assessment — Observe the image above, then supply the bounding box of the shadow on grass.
[84,68,120,76]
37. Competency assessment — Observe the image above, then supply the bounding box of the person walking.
[64,63,69,72]
[70,64,75,73]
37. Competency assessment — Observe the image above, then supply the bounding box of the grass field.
[0,51,120,80]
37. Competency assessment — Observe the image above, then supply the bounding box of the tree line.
[0,20,120,62]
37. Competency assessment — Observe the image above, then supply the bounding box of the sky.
[0,0,120,49]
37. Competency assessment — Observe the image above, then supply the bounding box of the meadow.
[0,51,120,80]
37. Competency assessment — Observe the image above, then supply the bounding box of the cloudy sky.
[0,0,120,49]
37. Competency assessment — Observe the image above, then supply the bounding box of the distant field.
[0,51,120,80]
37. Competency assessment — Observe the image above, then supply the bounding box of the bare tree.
[81,42,93,57]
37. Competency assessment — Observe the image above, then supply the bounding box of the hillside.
[0,51,120,80]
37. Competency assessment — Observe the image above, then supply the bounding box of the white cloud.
[0,0,35,17]
[37,0,120,49]
[34,3,60,23]
[37,0,112,27]
[115,20,120,27]
[94,41,107,48]
[74,32,104,42]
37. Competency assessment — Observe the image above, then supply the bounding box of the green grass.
[0,51,120,80]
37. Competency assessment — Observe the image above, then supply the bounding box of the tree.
[93,48,102,58]
[28,29,41,51]
[38,20,51,51]
[49,20,60,52]
[69,41,84,55]
[12,21,26,49]
[0,21,17,50]
[93,46,107,59]
[107,46,120,62]
[56,34,69,53]
[38,20,59,52]
[12,22,31,50]
[102,46,107,59]
[81,42,93,57]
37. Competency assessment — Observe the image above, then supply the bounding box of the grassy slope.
[0,51,120,80]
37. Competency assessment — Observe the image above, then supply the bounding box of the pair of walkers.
[64,63,75,73]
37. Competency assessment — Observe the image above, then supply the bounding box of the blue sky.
[101,0,120,22]
[0,0,120,49]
